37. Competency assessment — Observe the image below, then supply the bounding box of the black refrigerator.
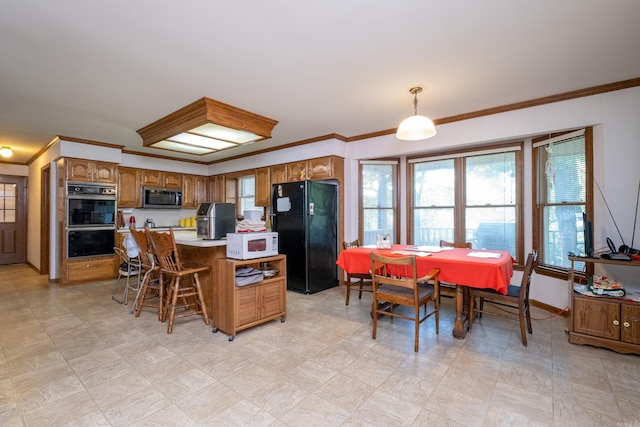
[271,181,338,294]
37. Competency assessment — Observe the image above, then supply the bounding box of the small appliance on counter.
[196,202,236,240]
[226,232,279,260]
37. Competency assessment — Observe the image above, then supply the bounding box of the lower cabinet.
[65,256,116,284]
[213,255,287,340]
[570,294,640,354]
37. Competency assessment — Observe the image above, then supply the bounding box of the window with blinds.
[360,161,398,246]
[238,175,258,215]
[534,129,592,273]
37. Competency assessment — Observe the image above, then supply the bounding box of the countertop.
[118,227,227,247]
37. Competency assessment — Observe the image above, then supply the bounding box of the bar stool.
[146,228,210,333]
[129,227,163,319]
[112,239,142,306]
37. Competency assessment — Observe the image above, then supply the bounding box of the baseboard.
[531,299,570,317]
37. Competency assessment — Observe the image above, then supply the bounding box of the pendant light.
[396,87,436,141]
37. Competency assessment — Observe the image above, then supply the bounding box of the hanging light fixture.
[0,146,13,158]
[137,97,278,156]
[396,87,436,141]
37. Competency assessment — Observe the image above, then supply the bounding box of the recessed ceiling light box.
[137,97,278,155]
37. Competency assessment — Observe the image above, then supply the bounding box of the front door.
[0,176,27,265]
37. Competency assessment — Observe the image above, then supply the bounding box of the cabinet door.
[287,161,308,182]
[182,174,197,208]
[92,161,117,183]
[261,280,285,319]
[573,297,620,340]
[117,167,141,208]
[255,167,270,206]
[143,170,163,186]
[195,176,208,206]
[621,304,640,344]
[66,159,93,182]
[270,164,287,185]
[209,175,225,202]
[163,172,182,189]
[308,156,333,180]
[235,285,259,327]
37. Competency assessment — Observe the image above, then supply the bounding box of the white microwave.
[226,232,279,260]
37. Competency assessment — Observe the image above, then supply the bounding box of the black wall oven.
[67,184,117,258]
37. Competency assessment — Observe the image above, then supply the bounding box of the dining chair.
[146,228,211,334]
[130,227,163,319]
[438,240,473,302]
[111,245,142,306]
[342,239,373,305]
[469,251,537,346]
[369,252,440,352]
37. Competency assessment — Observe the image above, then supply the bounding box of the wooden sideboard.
[568,256,640,355]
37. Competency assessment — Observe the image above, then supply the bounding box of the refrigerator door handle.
[309,203,314,215]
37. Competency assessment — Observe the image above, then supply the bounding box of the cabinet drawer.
[67,258,115,283]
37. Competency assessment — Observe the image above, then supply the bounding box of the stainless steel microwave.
[142,186,182,209]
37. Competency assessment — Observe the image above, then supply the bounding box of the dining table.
[336,245,514,339]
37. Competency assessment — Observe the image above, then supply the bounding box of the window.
[410,144,522,262]
[238,175,260,216]
[0,183,17,222]
[360,161,398,246]
[534,129,591,275]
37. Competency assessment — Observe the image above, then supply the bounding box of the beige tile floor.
[1,264,639,426]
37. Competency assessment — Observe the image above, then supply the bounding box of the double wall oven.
[67,184,117,258]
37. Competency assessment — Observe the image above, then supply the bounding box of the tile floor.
[0,264,639,426]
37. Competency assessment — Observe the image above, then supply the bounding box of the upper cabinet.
[209,174,226,202]
[255,167,270,206]
[117,167,142,208]
[66,158,117,184]
[183,174,208,208]
[270,164,287,186]
[308,156,335,180]
[142,170,182,189]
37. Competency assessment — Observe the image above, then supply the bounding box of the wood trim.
[531,299,570,318]
[136,97,279,146]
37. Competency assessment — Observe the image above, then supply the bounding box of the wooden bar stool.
[146,228,210,333]
[130,227,163,320]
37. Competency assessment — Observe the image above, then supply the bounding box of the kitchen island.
[171,230,287,340]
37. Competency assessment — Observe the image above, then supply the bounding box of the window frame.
[408,142,524,265]
[358,160,400,246]
[532,128,593,279]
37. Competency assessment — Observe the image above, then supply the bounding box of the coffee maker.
[196,202,236,240]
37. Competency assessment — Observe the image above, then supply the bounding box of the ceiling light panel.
[168,132,237,150]
[191,123,261,144]
[151,140,216,155]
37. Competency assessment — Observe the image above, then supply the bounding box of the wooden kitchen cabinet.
[66,158,117,183]
[255,167,270,206]
[182,174,208,208]
[568,256,640,355]
[65,256,116,284]
[308,156,334,180]
[213,255,286,340]
[286,161,308,181]
[117,167,142,208]
[208,174,226,202]
[270,164,287,185]
[142,170,182,188]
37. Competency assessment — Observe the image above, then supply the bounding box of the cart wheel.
[228,335,234,342]
[212,327,218,333]
[281,317,286,323]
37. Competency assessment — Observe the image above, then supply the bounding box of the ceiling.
[1,1,640,165]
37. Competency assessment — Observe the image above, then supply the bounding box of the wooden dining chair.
[130,227,163,319]
[146,228,210,334]
[469,251,536,346]
[369,252,440,352]
[342,239,372,305]
[438,240,472,302]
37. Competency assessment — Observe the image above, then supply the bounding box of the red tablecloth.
[336,245,514,294]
